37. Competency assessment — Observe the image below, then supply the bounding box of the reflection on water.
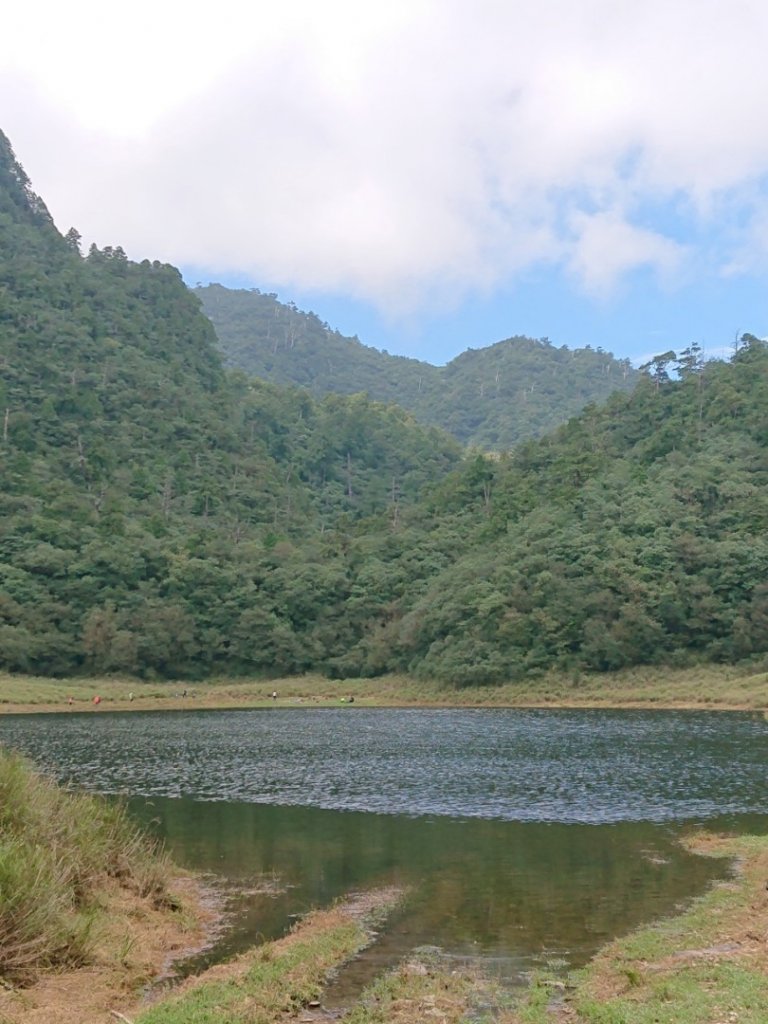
[1,707,766,985]
[128,795,736,985]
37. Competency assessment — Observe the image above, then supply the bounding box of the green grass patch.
[0,671,172,706]
[511,833,768,1024]
[137,908,370,1024]
[574,961,768,1024]
[1,663,767,712]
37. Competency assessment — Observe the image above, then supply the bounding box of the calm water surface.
[1,707,766,990]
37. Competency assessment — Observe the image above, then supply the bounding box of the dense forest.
[2,129,767,683]
[195,284,638,449]
[0,131,461,678]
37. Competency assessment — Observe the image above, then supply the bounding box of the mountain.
[2,128,766,686]
[0,130,461,679]
[358,340,768,683]
[194,283,638,448]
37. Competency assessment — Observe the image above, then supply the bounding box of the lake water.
[1,706,766,991]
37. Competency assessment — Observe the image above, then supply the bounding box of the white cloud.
[567,211,686,296]
[3,0,768,309]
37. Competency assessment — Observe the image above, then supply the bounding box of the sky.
[2,0,767,366]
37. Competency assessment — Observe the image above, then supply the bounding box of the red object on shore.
[93,695,101,705]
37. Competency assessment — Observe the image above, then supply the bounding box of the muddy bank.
[5,834,768,1024]
[0,875,222,1024]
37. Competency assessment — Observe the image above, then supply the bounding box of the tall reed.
[0,748,171,980]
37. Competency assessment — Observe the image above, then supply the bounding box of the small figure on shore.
[182,688,187,698]
[272,690,277,700]
[67,696,73,707]
[129,692,134,702]
[92,695,101,705]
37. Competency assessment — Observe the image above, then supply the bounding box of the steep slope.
[194,283,637,448]
[0,130,461,679]
[346,340,768,682]
[3,129,765,687]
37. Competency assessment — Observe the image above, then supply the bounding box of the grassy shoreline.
[0,749,173,981]
[5,829,767,1024]
[136,888,404,1024]
[505,832,768,1023]
[0,750,216,1024]
[129,832,768,1024]
[3,712,768,1022]
[1,664,767,715]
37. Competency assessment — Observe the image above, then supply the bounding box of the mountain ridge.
[194,283,638,449]
[2,127,767,687]
[0,129,462,678]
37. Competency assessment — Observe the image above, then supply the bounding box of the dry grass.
[0,874,217,1024]
[1,664,767,714]
[0,748,224,1023]
[0,749,174,982]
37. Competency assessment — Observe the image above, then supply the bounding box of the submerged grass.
[343,948,512,1024]
[137,890,403,1024]
[508,833,768,1024]
[339,834,768,1024]
[0,748,173,982]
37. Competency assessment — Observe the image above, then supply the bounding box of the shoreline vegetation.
[135,888,405,1024]
[342,832,768,1024]
[504,832,768,1024]
[1,664,767,715]
[0,750,217,1024]
[2,739,768,1021]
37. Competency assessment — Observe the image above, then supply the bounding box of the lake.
[1,706,766,992]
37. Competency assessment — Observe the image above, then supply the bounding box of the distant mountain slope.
[379,337,768,684]
[194,283,435,408]
[194,283,638,448]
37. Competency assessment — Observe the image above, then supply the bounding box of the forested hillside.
[0,130,461,678]
[195,283,637,449]
[2,129,767,685]
[373,341,768,682]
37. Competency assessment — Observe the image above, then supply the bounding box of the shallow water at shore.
[1,707,766,986]
[130,795,762,989]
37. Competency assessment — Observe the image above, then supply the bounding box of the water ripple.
[1,707,766,823]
